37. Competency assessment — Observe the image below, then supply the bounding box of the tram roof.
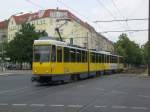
[34,39,67,46]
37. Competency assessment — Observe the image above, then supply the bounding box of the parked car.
[6,64,17,70]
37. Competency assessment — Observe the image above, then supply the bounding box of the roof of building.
[12,13,32,25]
[11,9,94,31]
[0,20,8,29]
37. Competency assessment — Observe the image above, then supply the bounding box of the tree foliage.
[115,33,143,65]
[142,42,148,64]
[6,23,47,64]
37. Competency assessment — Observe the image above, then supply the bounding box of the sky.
[0,0,148,45]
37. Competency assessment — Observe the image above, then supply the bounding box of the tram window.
[90,52,93,62]
[94,53,96,63]
[106,55,107,63]
[99,54,101,63]
[85,51,87,62]
[70,48,76,62]
[90,52,94,63]
[76,49,81,62]
[112,56,114,63]
[107,55,110,63]
[115,56,117,63]
[82,50,85,62]
[57,46,62,62]
[64,47,70,62]
[110,56,112,63]
[97,54,100,63]
[105,55,107,63]
[33,45,50,62]
[92,53,95,63]
[113,56,115,63]
[95,53,97,63]
[101,54,103,63]
[51,45,56,62]
[104,54,106,63]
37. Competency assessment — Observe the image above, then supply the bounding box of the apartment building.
[0,20,8,42]
[2,9,114,52]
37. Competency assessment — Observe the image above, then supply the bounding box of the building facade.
[1,9,114,53]
[0,20,8,42]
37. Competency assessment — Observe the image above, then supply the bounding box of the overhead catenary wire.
[25,0,44,9]
[94,18,148,23]
[57,0,93,23]
[111,0,124,18]
[96,0,128,30]
[100,29,148,33]
[111,0,131,35]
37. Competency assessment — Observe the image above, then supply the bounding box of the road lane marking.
[0,73,13,76]
[95,88,105,91]
[131,106,148,110]
[112,105,127,109]
[77,85,85,88]
[111,90,128,94]
[50,104,64,107]
[94,105,107,108]
[12,104,27,106]
[30,104,45,107]
[68,105,83,108]
[137,95,150,99]
[0,87,28,94]
[0,103,8,106]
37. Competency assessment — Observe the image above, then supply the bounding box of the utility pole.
[148,0,150,76]
[87,32,90,76]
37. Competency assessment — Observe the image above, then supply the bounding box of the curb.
[0,70,32,76]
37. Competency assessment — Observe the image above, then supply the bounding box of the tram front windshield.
[33,45,50,62]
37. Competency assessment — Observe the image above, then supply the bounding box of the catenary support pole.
[148,0,150,76]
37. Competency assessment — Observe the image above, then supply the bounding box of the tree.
[115,33,143,66]
[142,42,148,64]
[6,23,47,68]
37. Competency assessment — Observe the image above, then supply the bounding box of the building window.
[43,19,46,24]
[37,21,38,25]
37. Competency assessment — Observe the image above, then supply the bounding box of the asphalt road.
[0,73,150,112]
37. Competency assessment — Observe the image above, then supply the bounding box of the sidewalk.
[0,70,32,75]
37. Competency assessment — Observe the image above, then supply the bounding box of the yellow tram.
[32,38,123,83]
